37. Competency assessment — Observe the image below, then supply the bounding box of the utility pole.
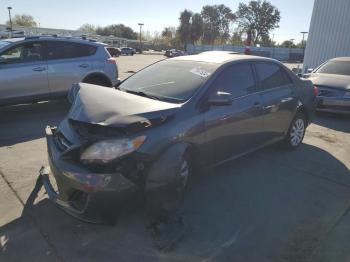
[300,31,308,63]
[7,7,13,38]
[271,33,275,59]
[138,23,144,53]
[300,31,308,49]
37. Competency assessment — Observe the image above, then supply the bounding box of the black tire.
[83,77,111,87]
[284,112,307,150]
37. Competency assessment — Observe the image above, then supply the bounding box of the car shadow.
[0,100,70,147]
[313,112,350,133]
[1,143,350,262]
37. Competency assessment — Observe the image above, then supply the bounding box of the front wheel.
[284,112,306,150]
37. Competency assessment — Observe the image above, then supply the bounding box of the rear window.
[316,60,350,76]
[255,63,292,90]
[46,41,97,60]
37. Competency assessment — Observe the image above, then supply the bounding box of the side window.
[212,63,256,98]
[0,42,43,64]
[46,41,97,60]
[255,63,292,90]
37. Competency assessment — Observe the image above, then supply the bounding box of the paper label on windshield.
[190,67,211,78]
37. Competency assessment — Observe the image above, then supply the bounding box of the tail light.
[107,58,117,65]
[313,85,319,96]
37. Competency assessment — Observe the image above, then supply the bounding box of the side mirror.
[208,91,232,106]
[307,68,314,73]
[114,79,122,88]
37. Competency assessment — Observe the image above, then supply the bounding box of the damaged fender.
[145,143,191,192]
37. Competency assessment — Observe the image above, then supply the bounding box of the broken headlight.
[80,136,146,164]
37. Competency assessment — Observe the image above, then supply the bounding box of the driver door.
[202,62,265,165]
[0,41,49,103]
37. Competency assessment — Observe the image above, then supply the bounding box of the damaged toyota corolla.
[41,52,317,225]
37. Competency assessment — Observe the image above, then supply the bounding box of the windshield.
[0,41,10,50]
[119,60,218,103]
[316,60,350,76]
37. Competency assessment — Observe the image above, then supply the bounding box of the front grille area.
[69,119,126,140]
[69,190,89,212]
[54,132,72,152]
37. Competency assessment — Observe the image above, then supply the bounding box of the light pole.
[300,31,308,48]
[271,33,275,58]
[138,23,144,53]
[7,7,13,38]
[289,39,295,62]
[300,31,308,62]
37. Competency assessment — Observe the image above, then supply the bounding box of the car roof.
[0,36,106,46]
[171,51,275,64]
[330,57,350,62]
[0,37,24,43]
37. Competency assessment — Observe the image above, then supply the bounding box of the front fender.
[145,143,191,192]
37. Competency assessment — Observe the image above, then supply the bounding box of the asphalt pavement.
[0,54,349,262]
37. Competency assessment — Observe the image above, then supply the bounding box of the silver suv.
[0,36,119,106]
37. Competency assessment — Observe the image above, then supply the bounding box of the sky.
[0,0,315,44]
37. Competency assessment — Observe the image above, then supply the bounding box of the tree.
[216,4,236,44]
[201,5,220,45]
[236,0,280,45]
[178,9,193,50]
[96,24,138,39]
[201,5,235,45]
[260,34,275,47]
[78,23,96,33]
[7,14,37,27]
[190,13,203,44]
[231,31,244,46]
[162,27,173,39]
[279,40,296,48]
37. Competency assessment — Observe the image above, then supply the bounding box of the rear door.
[254,62,298,141]
[45,41,97,96]
[202,62,265,165]
[0,41,48,103]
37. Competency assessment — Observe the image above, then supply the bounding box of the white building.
[303,0,350,72]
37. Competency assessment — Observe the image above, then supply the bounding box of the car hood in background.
[68,83,180,129]
[309,73,350,90]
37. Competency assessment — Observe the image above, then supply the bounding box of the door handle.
[263,105,274,110]
[79,64,89,68]
[32,67,46,72]
[281,97,293,103]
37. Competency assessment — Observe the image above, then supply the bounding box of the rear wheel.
[83,76,111,87]
[284,112,306,149]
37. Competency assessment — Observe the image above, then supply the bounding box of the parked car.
[41,52,317,223]
[165,49,185,57]
[0,30,25,39]
[0,36,119,106]
[106,47,121,57]
[121,47,135,56]
[306,57,350,114]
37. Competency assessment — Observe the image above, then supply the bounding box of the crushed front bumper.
[41,126,139,224]
[317,97,350,114]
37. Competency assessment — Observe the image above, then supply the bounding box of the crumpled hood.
[309,73,350,90]
[68,83,181,128]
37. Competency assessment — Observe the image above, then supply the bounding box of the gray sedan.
[40,52,317,224]
[308,57,350,114]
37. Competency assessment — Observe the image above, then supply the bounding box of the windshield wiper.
[124,89,161,100]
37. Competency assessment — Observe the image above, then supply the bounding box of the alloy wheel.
[290,118,305,146]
